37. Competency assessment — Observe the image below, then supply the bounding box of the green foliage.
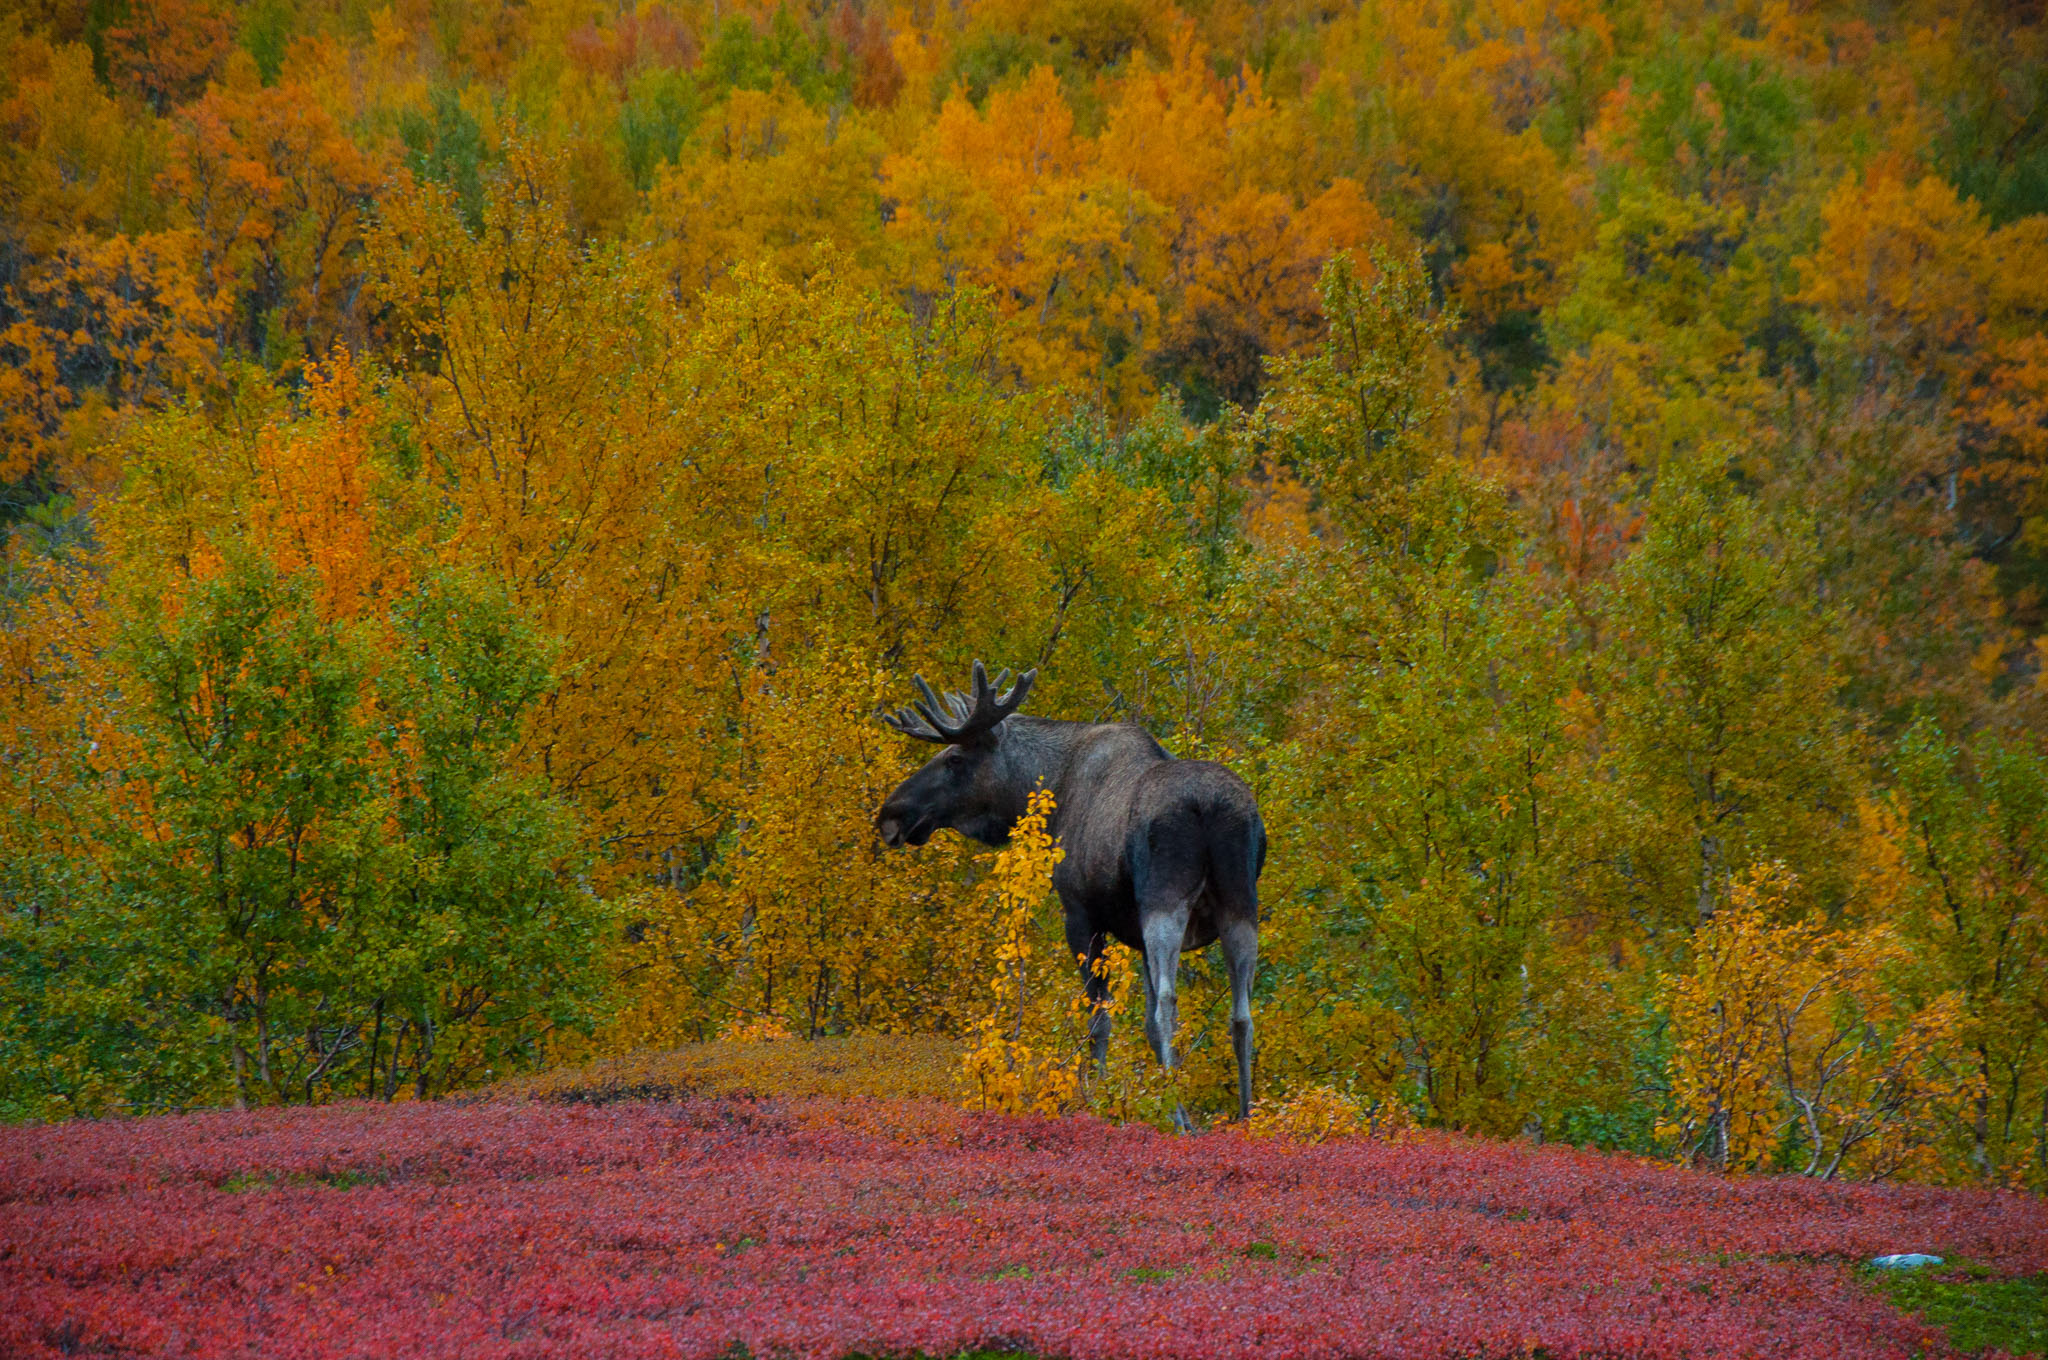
[237,0,293,85]
[619,67,699,191]
[1261,247,1471,551]
[939,29,1061,108]
[0,552,611,1117]
[1594,452,1860,934]
[399,87,492,232]
[1933,39,2048,225]
[1621,40,1803,201]
[1041,400,1247,589]
[1236,248,1585,1135]
[1549,188,1766,381]
[701,10,844,107]
[1871,1263,2048,1359]
[1883,722,2048,1187]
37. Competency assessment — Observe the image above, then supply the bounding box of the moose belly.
[1180,901,1221,952]
[1096,896,1222,954]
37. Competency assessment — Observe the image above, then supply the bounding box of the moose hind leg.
[1142,904,1194,1136]
[1136,811,1203,1132]
[1141,902,1190,1071]
[1141,960,1162,1064]
[1221,916,1258,1121]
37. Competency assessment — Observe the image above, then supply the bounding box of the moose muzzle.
[875,802,933,848]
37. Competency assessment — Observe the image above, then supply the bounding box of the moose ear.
[954,723,1001,752]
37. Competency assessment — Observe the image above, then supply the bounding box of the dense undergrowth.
[4,1073,2045,1360]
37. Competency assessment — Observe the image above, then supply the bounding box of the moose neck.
[991,716,1098,833]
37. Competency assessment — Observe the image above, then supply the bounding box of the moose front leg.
[1065,914,1112,1076]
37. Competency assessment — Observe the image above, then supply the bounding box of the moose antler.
[879,660,1036,744]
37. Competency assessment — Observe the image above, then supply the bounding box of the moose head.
[874,660,1038,849]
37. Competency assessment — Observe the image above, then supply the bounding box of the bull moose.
[875,661,1266,1122]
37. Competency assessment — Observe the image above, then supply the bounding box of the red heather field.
[3,1092,2044,1360]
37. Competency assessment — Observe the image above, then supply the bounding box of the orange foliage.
[103,0,233,112]
[3,0,2048,1189]
[161,77,385,359]
[245,350,410,621]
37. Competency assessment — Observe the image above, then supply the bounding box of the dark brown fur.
[875,665,1265,1121]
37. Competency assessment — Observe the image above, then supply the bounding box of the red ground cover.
[3,1096,2043,1360]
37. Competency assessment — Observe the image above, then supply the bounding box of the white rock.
[1870,1253,1944,1269]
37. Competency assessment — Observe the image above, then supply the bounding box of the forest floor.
[3,1039,2044,1360]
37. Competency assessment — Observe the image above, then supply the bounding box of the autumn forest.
[1,0,2045,1194]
